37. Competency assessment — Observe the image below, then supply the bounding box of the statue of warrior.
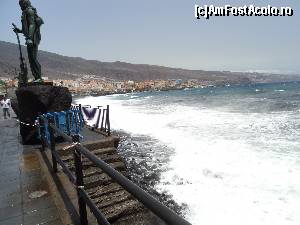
[13,0,44,82]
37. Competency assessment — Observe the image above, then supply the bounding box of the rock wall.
[12,84,72,144]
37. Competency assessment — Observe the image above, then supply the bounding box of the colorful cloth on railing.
[81,107,102,129]
[38,109,84,145]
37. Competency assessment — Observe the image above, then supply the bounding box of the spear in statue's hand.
[12,23,28,86]
[12,23,24,61]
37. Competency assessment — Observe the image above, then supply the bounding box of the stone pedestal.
[12,83,72,144]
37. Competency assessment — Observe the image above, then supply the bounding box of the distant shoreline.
[71,85,214,98]
[72,80,300,98]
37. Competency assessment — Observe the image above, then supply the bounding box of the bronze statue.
[13,0,44,82]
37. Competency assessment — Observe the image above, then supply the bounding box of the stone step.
[92,147,116,156]
[56,143,77,157]
[86,183,124,199]
[83,166,127,179]
[82,167,103,178]
[54,138,154,224]
[94,190,131,207]
[65,159,126,172]
[57,138,116,156]
[101,200,145,223]
[84,173,112,189]
[59,147,117,163]
[83,138,117,151]
[81,154,123,166]
[98,195,133,210]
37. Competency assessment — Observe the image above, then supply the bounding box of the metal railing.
[72,104,111,136]
[39,115,191,225]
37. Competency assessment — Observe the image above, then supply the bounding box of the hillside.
[0,41,299,84]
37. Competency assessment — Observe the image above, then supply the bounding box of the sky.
[0,0,299,74]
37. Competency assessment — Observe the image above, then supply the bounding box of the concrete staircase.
[56,137,158,224]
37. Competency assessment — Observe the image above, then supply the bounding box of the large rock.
[12,84,72,144]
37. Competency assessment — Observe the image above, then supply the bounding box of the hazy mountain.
[0,41,299,84]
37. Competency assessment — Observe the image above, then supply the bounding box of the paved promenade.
[0,112,63,225]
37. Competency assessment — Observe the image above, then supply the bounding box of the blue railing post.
[74,111,79,134]
[66,112,71,136]
[54,113,59,130]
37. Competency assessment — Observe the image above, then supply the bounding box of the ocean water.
[76,82,300,225]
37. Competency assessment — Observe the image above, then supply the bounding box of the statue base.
[20,80,54,87]
[12,83,72,144]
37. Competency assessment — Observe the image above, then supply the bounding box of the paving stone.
[42,218,64,225]
[0,159,20,167]
[23,207,59,225]
[0,167,20,178]
[23,196,55,214]
[0,183,21,198]
[0,215,22,225]
[0,118,63,225]
[0,192,22,208]
[21,168,42,178]
[21,174,44,188]
[5,149,20,156]
[22,186,50,204]
[0,205,22,222]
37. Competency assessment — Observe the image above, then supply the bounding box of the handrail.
[76,139,190,225]
[40,115,191,225]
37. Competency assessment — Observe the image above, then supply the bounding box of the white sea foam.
[275,89,286,92]
[76,93,300,225]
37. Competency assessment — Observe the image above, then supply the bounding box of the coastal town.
[0,75,216,96]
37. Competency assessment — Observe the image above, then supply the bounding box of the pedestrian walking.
[1,95,11,119]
